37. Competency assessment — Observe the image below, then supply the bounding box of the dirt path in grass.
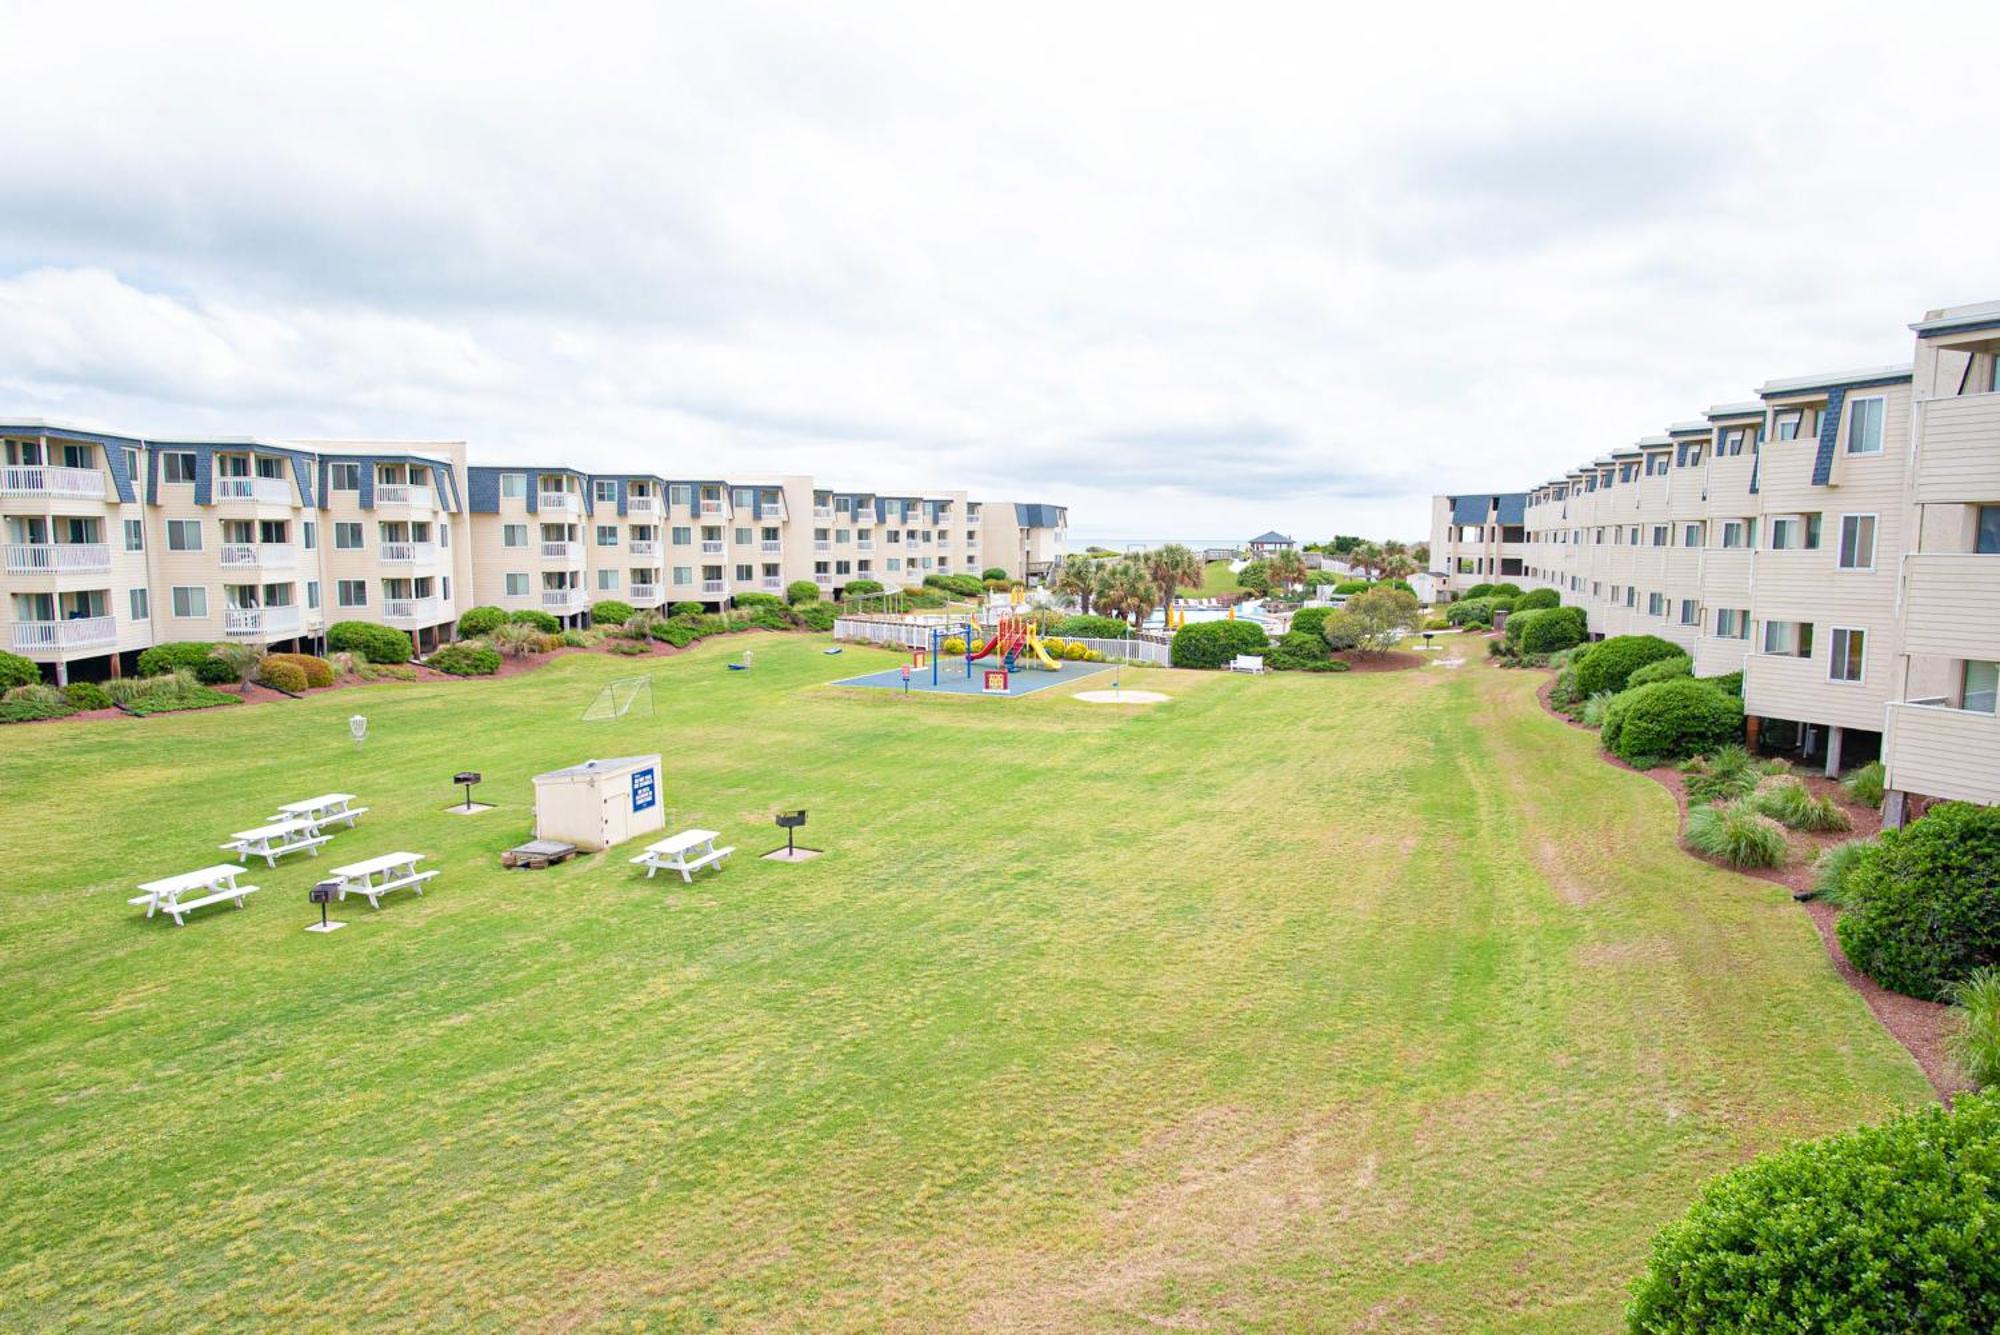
[1525,663,1965,1099]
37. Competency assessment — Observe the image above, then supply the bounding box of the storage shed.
[531,754,665,851]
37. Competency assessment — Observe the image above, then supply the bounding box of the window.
[505,572,529,596]
[1679,599,1699,626]
[1628,527,1640,545]
[302,521,317,550]
[734,527,753,545]
[1846,396,1885,455]
[594,480,618,503]
[330,461,362,491]
[439,523,449,548]
[171,586,207,618]
[123,519,144,552]
[887,557,902,572]
[502,524,528,548]
[334,522,364,550]
[1837,514,1877,570]
[337,580,368,608]
[1715,608,1749,639]
[1648,592,1664,616]
[671,526,691,545]
[672,567,692,586]
[306,581,320,610]
[670,484,690,507]
[166,519,203,551]
[1775,409,1802,441]
[1770,515,1820,550]
[1682,522,1703,548]
[1965,661,1999,715]
[735,563,753,581]
[1721,521,1746,549]
[597,569,618,590]
[501,473,527,499]
[162,451,197,483]
[1975,506,2000,554]
[1761,620,1814,658]
[1625,586,1637,608]
[1828,628,1865,683]
[596,525,619,547]
[129,588,149,620]
[1651,525,1668,547]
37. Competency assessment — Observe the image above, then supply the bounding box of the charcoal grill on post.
[764,810,820,862]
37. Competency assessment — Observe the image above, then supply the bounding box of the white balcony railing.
[3,542,112,574]
[858,539,874,551]
[383,596,442,624]
[761,577,783,591]
[541,541,582,562]
[378,541,438,564]
[629,539,658,557]
[760,540,783,554]
[11,615,117,652]
[374,483,434,508]
[814,573,833,586]
[629,583,660,604]
[701,579,726,595]
[214,477,294,504]
[813,540,831,552]
[813,506,833,520]
[219,543,297,569]
[224,605,302,638]
[0,465,108,500]
[538,492,580,513]
[700,500,724,516]
[701,540,725,555]
[627,496,661,516]
[542,588,584,610]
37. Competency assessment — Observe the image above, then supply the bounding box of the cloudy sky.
[2,2,1996,542]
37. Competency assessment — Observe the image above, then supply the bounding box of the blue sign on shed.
[631,767,657,812]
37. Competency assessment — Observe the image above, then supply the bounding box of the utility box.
[531,754,664,852]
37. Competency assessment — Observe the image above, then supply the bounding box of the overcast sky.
[3,2,1996,541]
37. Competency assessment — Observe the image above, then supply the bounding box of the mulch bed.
[1334,649,1426,673]
[1530,667,1965,1100]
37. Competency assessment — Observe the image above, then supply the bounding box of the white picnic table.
[629,828,735,883]
[270,792,368,828]
[221,817,332,868]
[329,851,436,908]
[129,863,260,926]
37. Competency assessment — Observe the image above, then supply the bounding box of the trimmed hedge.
[1513,587,1560,611]
[1170,619,1269,669]
[62,681,113,710]
[136,642,217,677]
[1626,654,1692,687]
[328,621,413,665]
[1333,580,1371,595]
[457,606,507,636]
[980,567,1007,582]
[259,659,309,693]
[0,650,38,690]
[263,652,335,688]
[193,656,238,686]
[1053,614,1132,639]
[671,601,706,617]
[427,642,502,677]
[1835,802,2000,1000]
[1628,1093,2000,1331]
[1289,607,1334,642]
[1703,670,1744,698]
[590,600,635,625]
[508,609,561,634]
[1574,635,1684,696]
[842,579,884,596]
[786,580,821,605]
[1601,677,1744,766]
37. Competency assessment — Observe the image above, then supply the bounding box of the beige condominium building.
[0,420,1066,683]
[1430,297,2000,825]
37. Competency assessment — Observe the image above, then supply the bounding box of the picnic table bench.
[129,864,260,926]
[630,828,735,883]
[1228,653,1266,674]
[221,817,331,868]
[270,793,368,829]
[329,851,436,908]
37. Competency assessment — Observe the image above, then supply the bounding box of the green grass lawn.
[1198,559,1240,596]
[0,636,1931,1329]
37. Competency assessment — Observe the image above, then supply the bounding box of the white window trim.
[171,586,207,619]
[1845,395,1886,456]
[1836,513,1878,572]
[1827,625,1867,686]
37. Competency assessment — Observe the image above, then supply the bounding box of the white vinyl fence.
[834,618,1170,666]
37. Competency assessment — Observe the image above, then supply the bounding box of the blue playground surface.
[835,658,1112,697]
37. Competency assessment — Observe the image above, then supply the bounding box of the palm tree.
[1144,544,1203,627]
[492,622,539,658]
[1349,540,1384,582]
[1266,547,1310,595]
[1055,554,1098,614]
[1095,560,1160,627]
[211,642,265,695]
[1380,552,1418,583]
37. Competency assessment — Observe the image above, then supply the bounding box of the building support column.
[1823,725,1845,778]
[1883,790,1907,831]
[55,657,69,687]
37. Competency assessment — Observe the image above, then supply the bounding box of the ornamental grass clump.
[1683,801,1789,869]
[1745,776,1852,833]
[1843,759,1886,808]
[1812,838,1875,907]
[1947,968,2000,1090]
[1680,745,1757,804]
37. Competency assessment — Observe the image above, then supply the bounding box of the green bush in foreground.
[1515,606,1587,655]
[1053,614,1131,640]
[136,642,216,677]
[590,599,635,626]
[1601,678,1744,766]
[1170,619,1268,669]
[456,606,507,637]
[0,649,39,690]
[842,579,883,596]
[1683,801,1788,869]
[1812,838,1874,907]
[671,601,706,617]
[1575,635,1685,697]
[1267,629,1332,671]
[1625,655,1691,688]
[1843,759,1886,808]
[794,601,836,631]
[1745,777,1852,832]
[258,659,309,693]
[1512,587,1560,611]
[1627,1093,2000,1332]
[507,609,561,634]
[426,642,502,676]
[1949,968,2000,1090]
[1836,802,2000,999]
[62,682,113,711]
[328,621,413,665]
[0,697,72,723]
[1702,670,1743,698]
[192,656,238,686]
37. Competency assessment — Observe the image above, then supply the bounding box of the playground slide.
[967,629,1021,664]
[1024,632,1060,670]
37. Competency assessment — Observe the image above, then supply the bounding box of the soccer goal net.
[581,675,654,722]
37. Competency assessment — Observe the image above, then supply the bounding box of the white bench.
[221,817,332,868]
[271,793,368,829]
[329,851,436,908]
[630,828,735,883]
[1228,654,1266,674]
[130,864,261,926]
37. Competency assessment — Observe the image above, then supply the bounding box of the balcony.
[0,465,107,500]
[1884,700,2000,806]
[378,541,438,565]
[813,540,831,552]
[700,500,724,516]
[701,539,725,555]
[1902,553,2000,661]
[383,596,443,624]
[857,539,873,551]
[626,496,661,516]
[224,605,302,638]
[4,542,112,574]
[541,588,585,611]
[938,539,953,551]
[761,576,783,591]
[629,539,659,557]
[540,540,582,563]
[374,483,434,509]
[538,492,581,514]
[701,579,726,595]
[629,583,660,604]
[1915,392,2000,504]
[813,505,833,520]
[220,543,297,569]
[814,573,833,587]
[11,615,117,652]
[214,477,294,505]
[760,540,783,554]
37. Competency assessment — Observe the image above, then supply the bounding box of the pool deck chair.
[630,829,735,883]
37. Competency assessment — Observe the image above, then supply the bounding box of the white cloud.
[2,0,1997,541]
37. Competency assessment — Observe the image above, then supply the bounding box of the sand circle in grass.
[1075,689,1170,704]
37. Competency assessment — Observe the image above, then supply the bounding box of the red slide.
[967,623,1022,663]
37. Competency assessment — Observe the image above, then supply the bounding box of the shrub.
[795,601,836,631]
[1170,619,1270,669]
[1513,587,1559,611]
[1054,614,1131,639]
[1745,777,1852,832]
[590,599,635,626]
[1701,670,1743,698]
[1485,582,1522,599]
[1948,969,2000,1090]
[981,567,1007,582]
[258,659,309,693]
[1626,655,1691,688]
[1322,587,1421,656]
[5,682,63,705]
[1680,745,1757,805]
[507,609,561,634]
[671,601,706,617]
[1445,597,1498,628]
[844,579,885,596]
[652,621,699,648]
[1234,560,1271,595]
[457,606,507,636]
[1333,580,1371,595]
[1574,635,1684,697]
[786,580,821,605]
[328,621,413,664]
[0,696,73,722]
[263,652,335,688]
[1267,629,1333,671]
[426,642,502,676]
[1813,838,1875,906]
[193,656,239,686]
[1836,802,2000,999]
[610,638,650,656]
[1515,607,1589,657]
[1085,648,1104,662]
[747,606,795,632]
[727,592,778,610]
[61,681,113,711]
[559,628,591,648]
[939,636,966,656]
[136,642,217,676]
[1064,641,1088,661]
[1843,759,1886,808]
[1601,677,1744,766]
[1460,582,1495,600]
[1289,607,1334,642]
[1684,801,1789,869]
[1627,1093,2000,1331]
[0,650,38,690]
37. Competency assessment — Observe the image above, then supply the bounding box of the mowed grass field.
[0,636,1932,1330]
